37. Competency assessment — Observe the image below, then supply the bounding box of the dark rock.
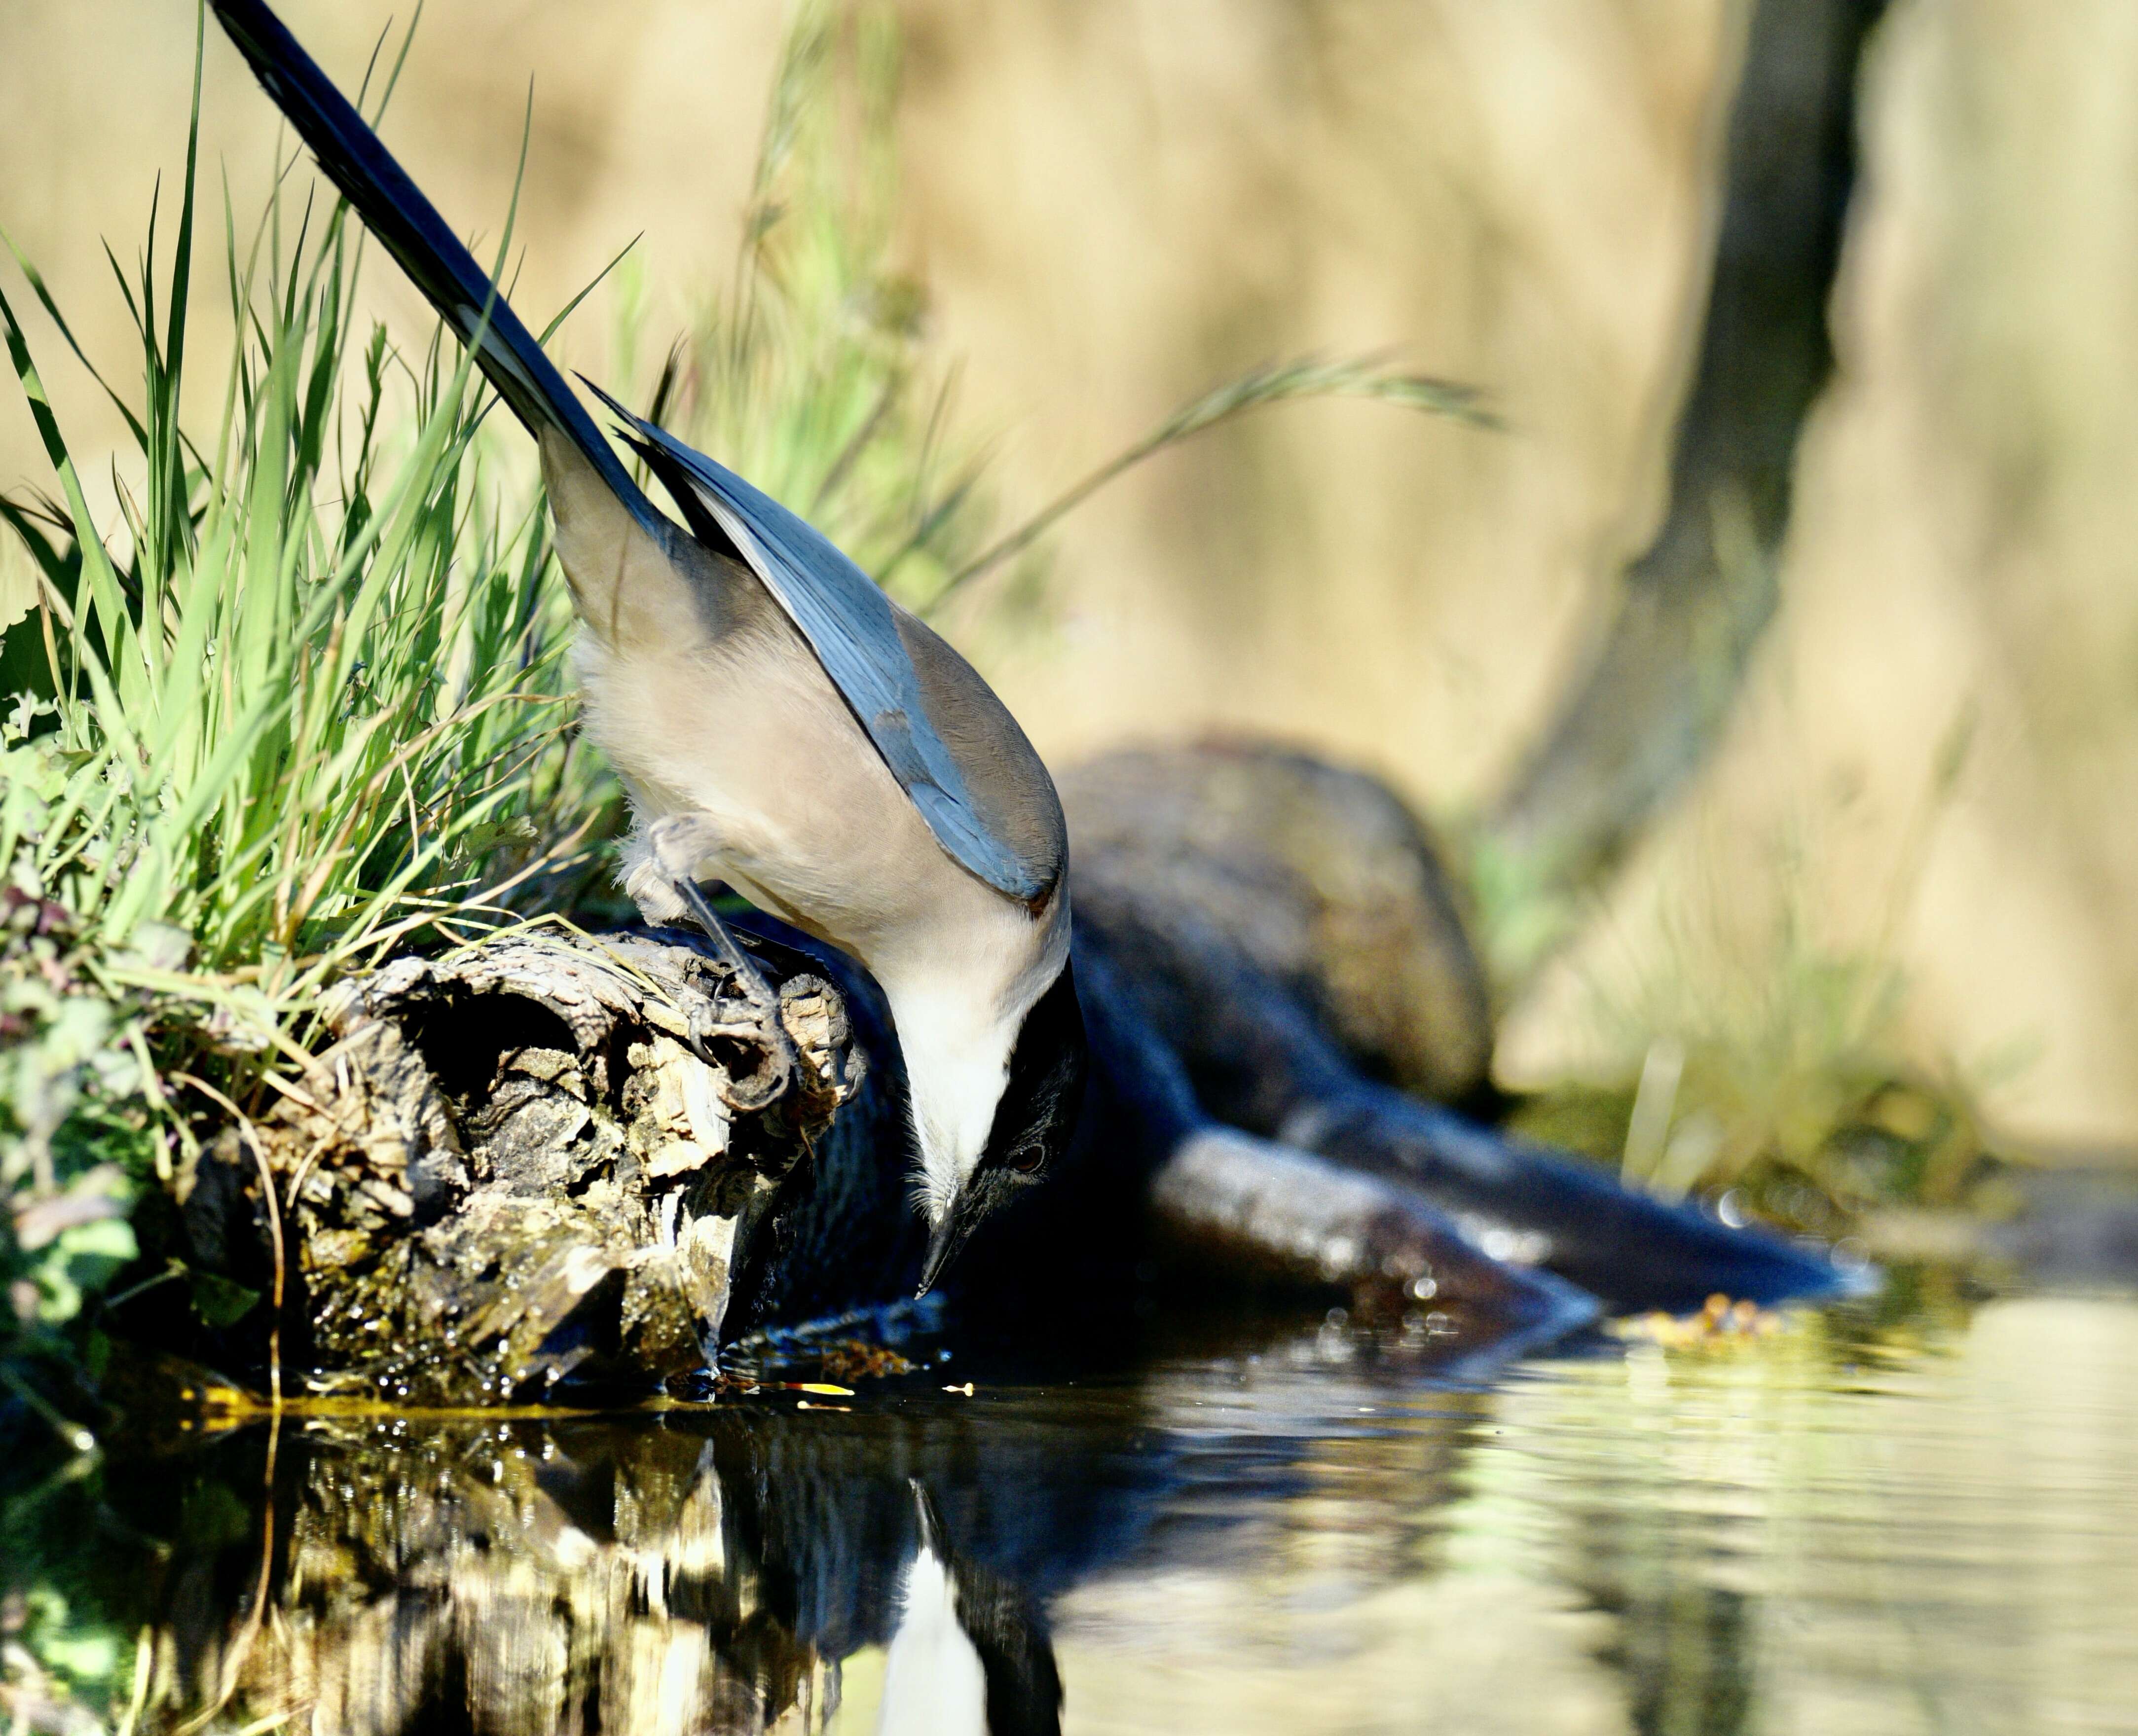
[1061,741,1493,1101]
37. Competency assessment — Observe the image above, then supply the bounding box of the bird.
[207,0,1086,1297]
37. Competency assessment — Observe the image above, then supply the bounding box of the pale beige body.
[540,435,1070,1216]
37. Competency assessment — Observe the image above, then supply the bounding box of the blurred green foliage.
[0,880,143,1736]
[1505,845,2004,1235]
[1,874,146,1386]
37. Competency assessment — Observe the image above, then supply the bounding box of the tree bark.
[140,928,869,1403]
[1486,0,1890,972]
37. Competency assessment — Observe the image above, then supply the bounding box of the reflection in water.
[129,1401,1112,1734]
[69,1283,2138,1734]
[1046,1285,2138,1736]
[879,1486,1059,1736]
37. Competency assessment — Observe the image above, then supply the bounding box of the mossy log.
[158,931,869,1403]
[1068,742,1841,1311]
[1076,876,1843,1313]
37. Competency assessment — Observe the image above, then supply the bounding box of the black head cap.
[916,960,1087,1296]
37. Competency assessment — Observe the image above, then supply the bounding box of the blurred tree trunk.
[1485,0,1889,975]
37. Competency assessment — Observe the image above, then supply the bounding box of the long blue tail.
[209,0,664,536]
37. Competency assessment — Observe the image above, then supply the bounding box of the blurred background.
[5,0,2136,1158]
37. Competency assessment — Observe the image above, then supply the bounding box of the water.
[23,1273,2138,1734]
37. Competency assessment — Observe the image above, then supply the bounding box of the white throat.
[877,901,1068,1225]
[897,991,1018,1222]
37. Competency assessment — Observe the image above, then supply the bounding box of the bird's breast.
[578,617,1048,979]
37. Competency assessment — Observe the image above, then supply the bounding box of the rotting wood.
[153,929,863,1403]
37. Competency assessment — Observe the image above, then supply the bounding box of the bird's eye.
[1006,1146,1046,1174]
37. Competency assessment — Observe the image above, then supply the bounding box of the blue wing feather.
[584,382,1050,905]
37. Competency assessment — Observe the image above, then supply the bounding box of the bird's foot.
[648,814,786,1029]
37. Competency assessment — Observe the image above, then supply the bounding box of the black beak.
[916,1209,972,1299]
[908,1478,948,1555]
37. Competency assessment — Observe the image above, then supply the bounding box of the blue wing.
[583,383,1051,906]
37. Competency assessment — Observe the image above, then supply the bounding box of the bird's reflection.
[878,1483,1060,1736]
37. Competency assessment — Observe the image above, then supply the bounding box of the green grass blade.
[0,281,144,695]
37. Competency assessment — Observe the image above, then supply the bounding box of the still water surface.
[102,1275,2138,1734]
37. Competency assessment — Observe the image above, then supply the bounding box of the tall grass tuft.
[0,20,605,1710]
[0,11,600,1523]
[0,11,592,1064]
